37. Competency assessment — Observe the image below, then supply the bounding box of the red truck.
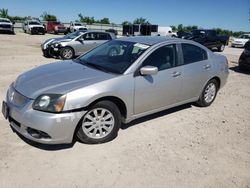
[46,21,67,34]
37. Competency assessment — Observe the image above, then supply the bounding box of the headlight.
[33,94,66,112]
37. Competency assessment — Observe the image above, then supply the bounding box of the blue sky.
[1,0,249,31]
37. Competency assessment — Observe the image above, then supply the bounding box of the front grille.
[7,85,29,107]
[0,24,11,28]
[32,27,44,32]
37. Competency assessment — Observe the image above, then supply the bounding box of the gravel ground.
[0,33,249,188]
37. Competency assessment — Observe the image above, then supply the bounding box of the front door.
[134,44,183,114]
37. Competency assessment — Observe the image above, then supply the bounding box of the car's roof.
[116,36,177,45]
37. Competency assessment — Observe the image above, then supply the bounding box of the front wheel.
[196,79,218,107]
[60,47,74,59]
[76,101,121,144]
[218,44,225,52]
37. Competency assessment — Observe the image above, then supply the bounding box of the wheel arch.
[86,96,127,120]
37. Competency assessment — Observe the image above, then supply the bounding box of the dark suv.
[239,41,250,71]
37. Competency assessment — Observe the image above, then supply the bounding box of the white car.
[69,22,87,33]
[155,26,177,37]
[231,34,250,48]
[23,20,45,35]
[0,18,14,34]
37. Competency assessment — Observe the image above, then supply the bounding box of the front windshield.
[192,30,205,36]
[74,23,82,26]
[0,19,10,23]
[239,35,250,39]
[29,21,40,25]
[77,40,150,74]
[65,30,85,39]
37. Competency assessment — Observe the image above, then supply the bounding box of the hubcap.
[204,83,216,103]
[62,48,73,59]
[82,108,115,139]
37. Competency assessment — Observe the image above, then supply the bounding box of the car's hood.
[42,37,72,49]
[29,25,44,28]
[13,60,116,99]
[0,22,12,25]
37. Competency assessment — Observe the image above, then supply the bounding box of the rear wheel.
[196,79,218,107]
[60,47,75,59]
[76,101,121,144]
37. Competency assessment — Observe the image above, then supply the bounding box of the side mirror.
[78,38,84,43]
[140,66,158,76]
[12,21,15,25]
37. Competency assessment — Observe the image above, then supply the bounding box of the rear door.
[180,43,211,101]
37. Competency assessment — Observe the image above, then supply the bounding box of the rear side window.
[182,43,208,64]
[97,33,111,40]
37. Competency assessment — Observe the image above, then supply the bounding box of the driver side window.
[82,33,95,40]
[142,44,178,71]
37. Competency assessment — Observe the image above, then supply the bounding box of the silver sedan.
[2,36,229,144]
[41,30,116,59]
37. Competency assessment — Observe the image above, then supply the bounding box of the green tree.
[177,24,183,31]
[122,21,132,25]
[170,25,177,32]
[78,13,95,24]
[0,8,9,18]
[99,17,110,24]
[133,17,150,24]
[40,12,57,21]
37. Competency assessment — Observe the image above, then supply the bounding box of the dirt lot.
[0,33,249,188]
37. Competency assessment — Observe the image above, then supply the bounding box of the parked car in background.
[2,36,229,144]
[46,21,67,35]
[105,28,118,35]
[0,18,14,34]
[68,22,87,33]
[177,31,192,39]
[231,34,250,48]
[23,20,45,35]
[238,41,250,71]
[41,30,116,59]
[157,26,177,37]
[189,29,229,52]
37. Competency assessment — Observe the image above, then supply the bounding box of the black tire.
[76,101,121,144]
[218,44,225,52]
[196,79,218,107]
[60,47,75,59]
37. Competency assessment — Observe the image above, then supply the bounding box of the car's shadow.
[229,65,250,75]
[12,103,192,150]
[121,103,192,130]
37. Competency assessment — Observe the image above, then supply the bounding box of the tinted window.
[142,44,178,71]
[182,43,208,64]
[83,33,96,40]
[97,33,111,40]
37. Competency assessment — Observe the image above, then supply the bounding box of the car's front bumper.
[41,45,60,58]
[2,90,86,144]
[30,27,45,34]
[231,42,244,48]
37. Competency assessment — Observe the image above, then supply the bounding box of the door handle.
[204,64,211,70]
[172,71,181,77]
